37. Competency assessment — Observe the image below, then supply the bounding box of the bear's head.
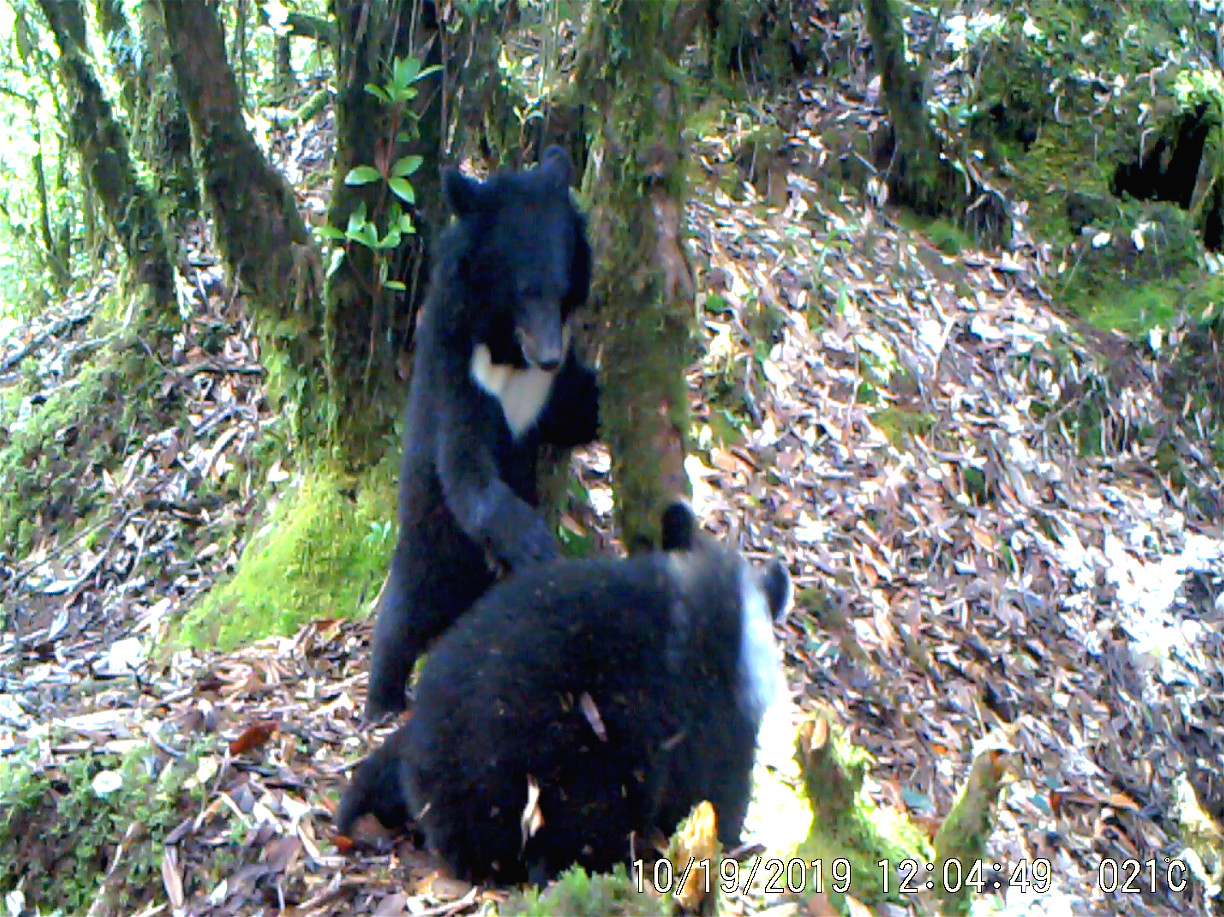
[443,147,591,371]
[659,501,791,719]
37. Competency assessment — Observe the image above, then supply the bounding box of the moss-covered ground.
[0,737,219,915]
[175,459,398,650]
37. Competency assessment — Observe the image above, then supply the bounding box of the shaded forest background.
[1,0,1223,915]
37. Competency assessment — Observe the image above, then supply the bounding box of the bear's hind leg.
[365,541,424,721]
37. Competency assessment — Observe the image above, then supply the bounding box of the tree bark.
[323,0,441,468]
[578,1,704,550]
[37,0,177,327]
[234,0,249,106]
[274,34,295,101]
[863,0,972,220]
[156,0,327,438]
[324,0,510,468]
[30,99,71,295]
[135,0,197,213]
[93,0,141,119]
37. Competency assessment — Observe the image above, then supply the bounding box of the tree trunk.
[863,0,971,219]
[156,0,328,439]
[94,0,196,217]
[234,0,249,106]
[93,0,141,119]
[324,0,509,468]
[274,34,295,101]
[30,99,71,295]
[83,183,102,276]
[578,1,704,550]
[36,0,177,328]
[53,134,75,277]
[135,0,198,214]
[323,0,442,468]
[706,0,807,82]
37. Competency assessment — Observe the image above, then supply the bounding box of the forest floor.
[4,55,1224,917]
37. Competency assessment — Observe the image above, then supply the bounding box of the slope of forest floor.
[4,51,1224,917]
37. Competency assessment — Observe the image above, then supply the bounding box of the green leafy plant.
[317,55,442,291]
[0,740,213,913]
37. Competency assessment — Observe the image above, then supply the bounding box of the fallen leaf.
[580,691,608,742]
[672,801,719,910]
[333,834,356,854]
[161,847,184,909]
[229,719,279,755]
[843,894,875,917]
[520,775,544,850]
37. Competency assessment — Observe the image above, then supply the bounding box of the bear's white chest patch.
[470,344,557,440]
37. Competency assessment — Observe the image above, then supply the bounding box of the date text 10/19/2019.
[632,857,1048,897]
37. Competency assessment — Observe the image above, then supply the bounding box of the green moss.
[791,714,933,908]
[502,864,669,917]
[0,738,212,914]
[491,711,958,915]
[176,459,397,649]
[1011,123,1117,245]
[897,212,973,255]
[960,3,1224,336]
[1174,773,1224,900]
[1053,201,1214,332]
[932,751,1007,914]
[872,405,936,446]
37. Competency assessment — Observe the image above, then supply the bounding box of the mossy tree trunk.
[932,749,1007,915]
[156,0,328,442]
[324,0,443,468]
[36,0,177,331]
[706,0,807,82]
[97,0,197,217]
[577,1,703,550]
[29,98,71,296]
[324,0,509,469]
[274,34,295,101]
[93,0,140,119]
[134,0,198,214]
[52,132,75,280]
[863,0,979,225]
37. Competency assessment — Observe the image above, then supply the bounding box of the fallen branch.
[0,308,95,372]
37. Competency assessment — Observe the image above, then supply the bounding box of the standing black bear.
[338,502,792,885]
[365,147,600,721]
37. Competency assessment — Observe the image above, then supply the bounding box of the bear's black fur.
[365,147,600,721]
[338,502,791,885]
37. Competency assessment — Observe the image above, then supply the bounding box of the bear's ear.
[659,501,698,552]
[443,166,487,215]
[760,560,792,622]
[539,146,575,190]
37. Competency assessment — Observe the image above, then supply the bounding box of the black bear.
[338,502,791,886]
[365,146,600,721]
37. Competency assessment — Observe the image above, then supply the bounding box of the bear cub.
[365,146,600,721]
[339,502,791,886]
